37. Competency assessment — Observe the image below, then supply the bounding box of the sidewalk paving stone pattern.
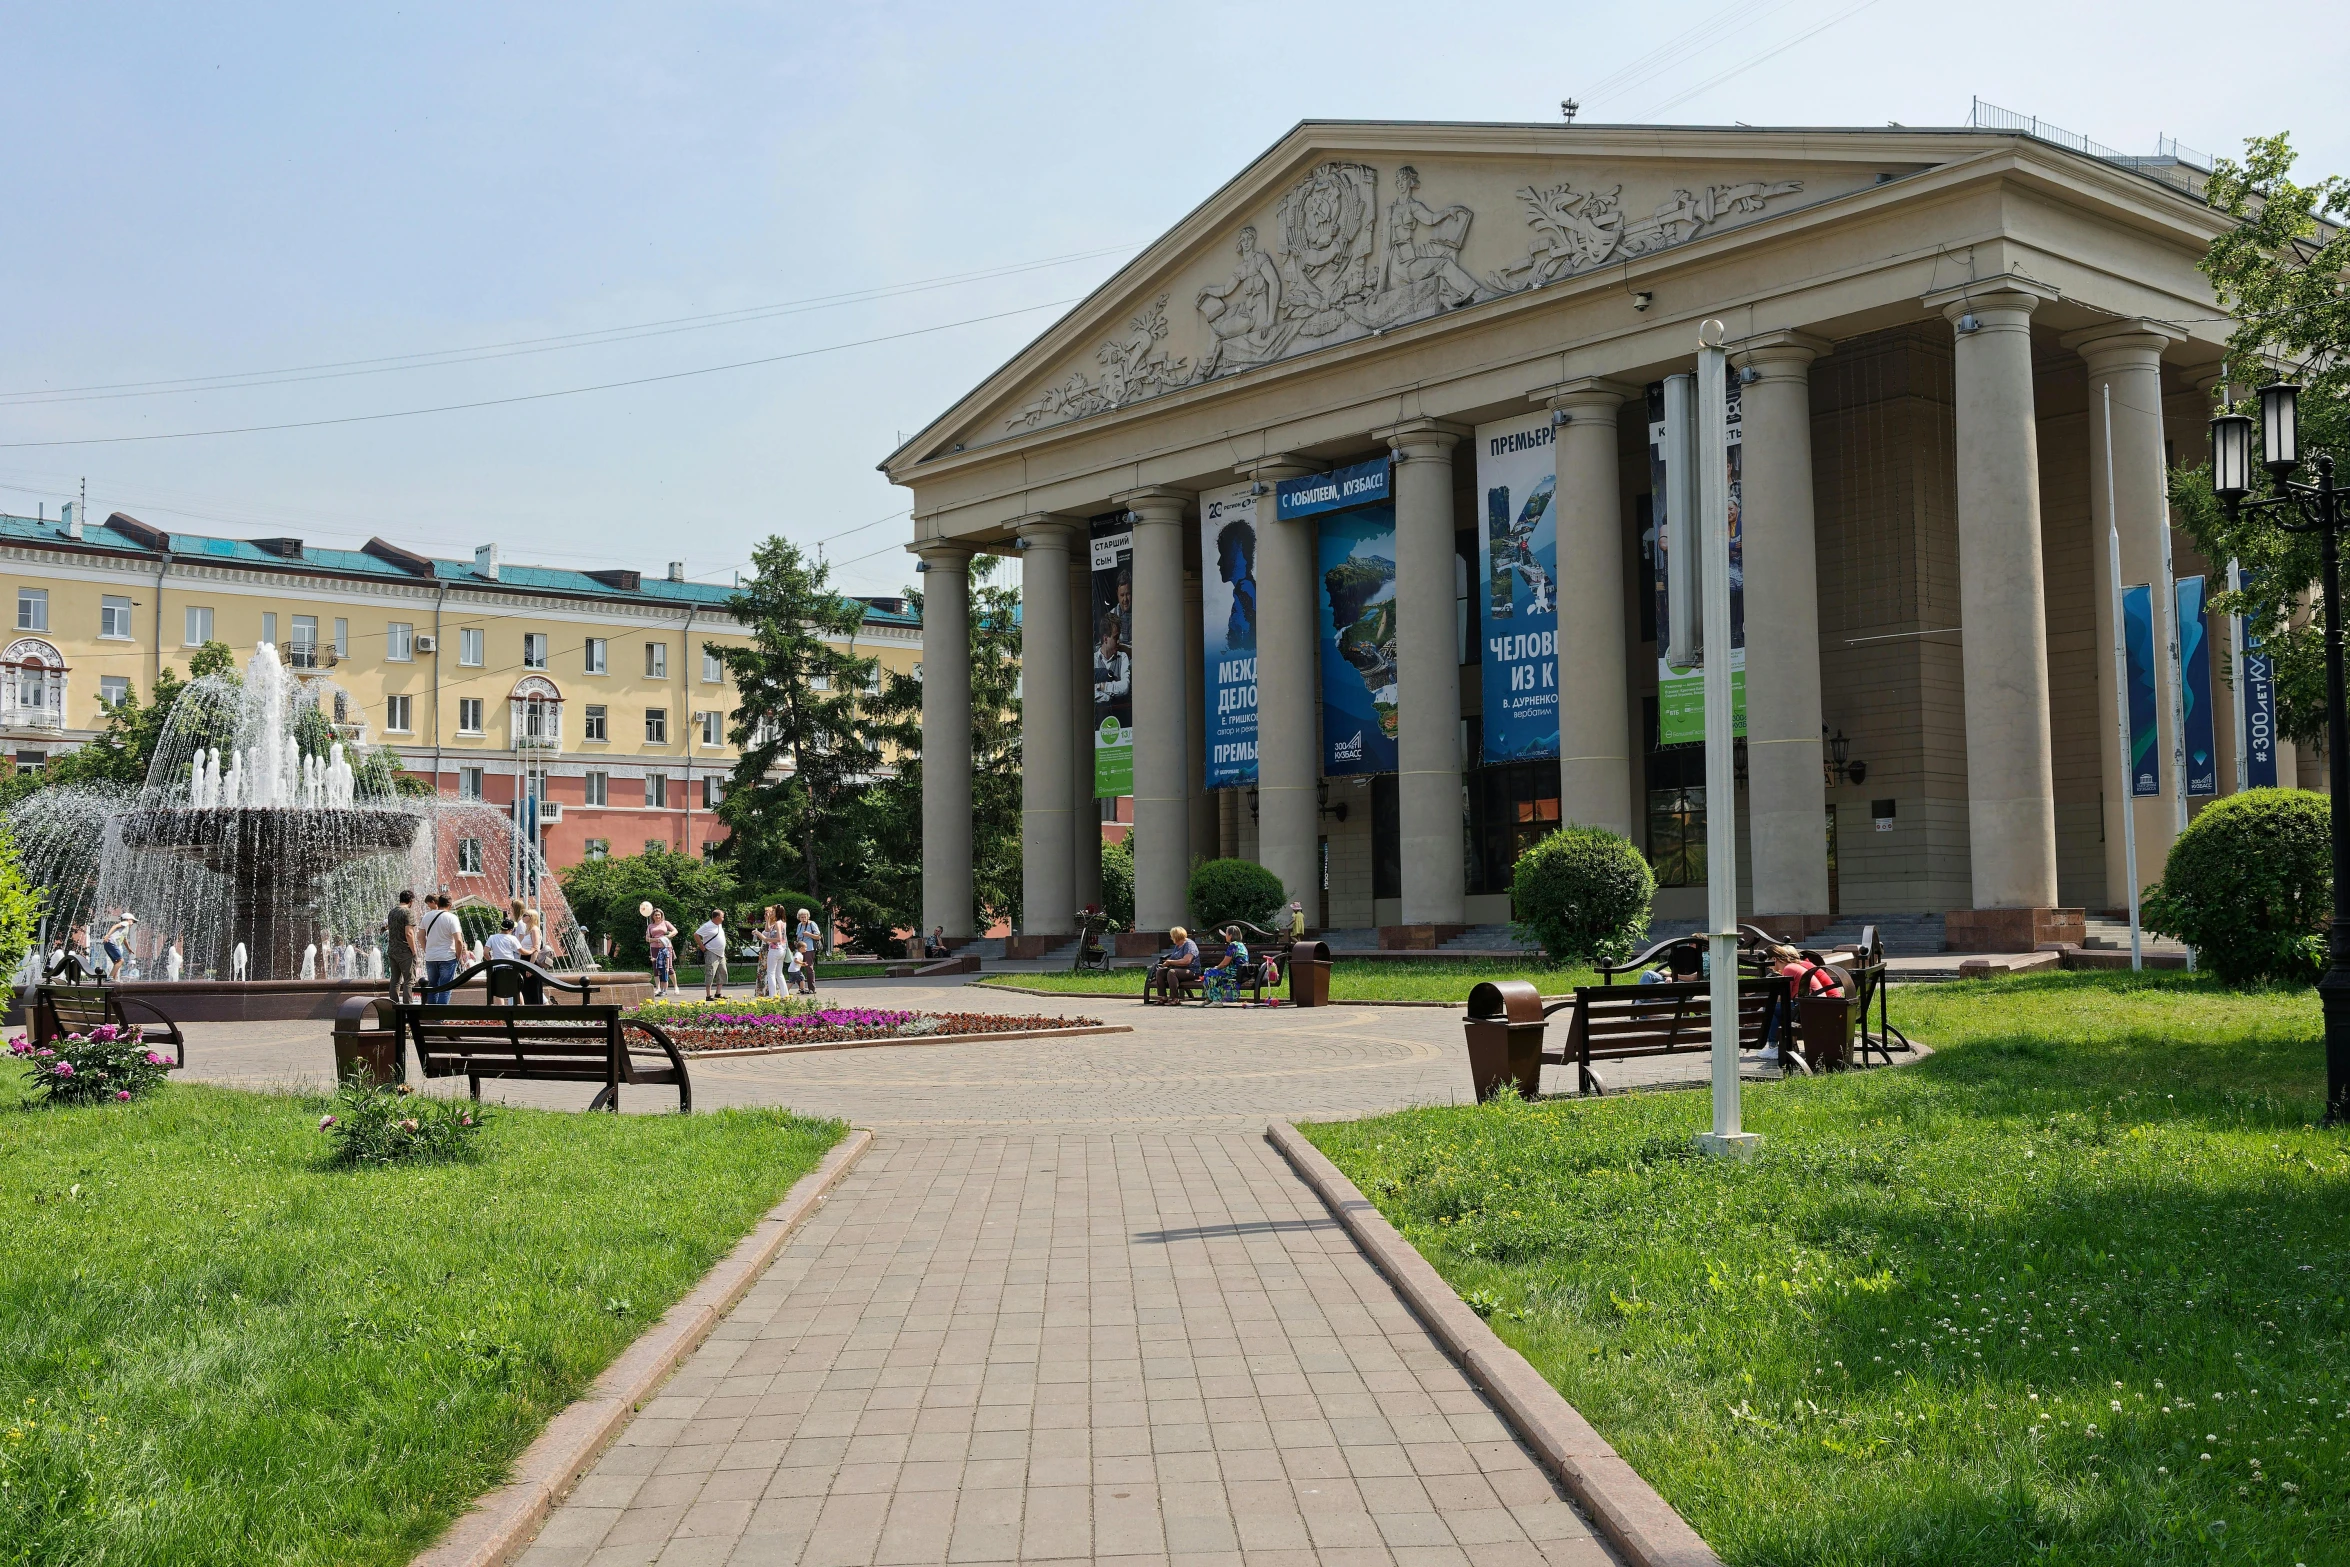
[516,1130,1619,1566]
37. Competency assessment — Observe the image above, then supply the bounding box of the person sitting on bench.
[1638,941,1703,985]
[1147,926,1200,1002]
[1749,943,1842,1064]
[1199,928,1249,1003]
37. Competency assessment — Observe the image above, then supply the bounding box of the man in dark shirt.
[385,890,417,1003]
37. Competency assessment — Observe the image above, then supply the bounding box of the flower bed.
[8,1026,173,1106]
[630,1002,1103,1052]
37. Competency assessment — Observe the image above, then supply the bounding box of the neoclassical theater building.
[886,119,2256,949]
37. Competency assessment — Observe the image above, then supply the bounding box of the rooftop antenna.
[1560,98,1580,123]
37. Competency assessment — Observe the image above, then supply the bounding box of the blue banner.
[1199,483,1259,789]
[1474,412,1560,763]
[2123,583,2160,797]
[2176,575,2217,797]
[1317,503,1399,776]
[2243,640,2279,789]
[1279,458,1390,522]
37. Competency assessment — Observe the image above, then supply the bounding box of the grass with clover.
[1304,970,2350,1566]
[0,1069,841,1567]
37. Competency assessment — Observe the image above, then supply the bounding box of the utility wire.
[0,244,1133,407]
[1635,0,1889,119]
[0,299,1079,450]
[1580,0,1809,110]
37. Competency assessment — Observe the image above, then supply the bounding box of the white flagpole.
[2231,556,2250,796]
[1694,320,1756,1159]
[2104,386,2143,972]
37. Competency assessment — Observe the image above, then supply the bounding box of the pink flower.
[51,1061,73,1077]
[115,1090,131,1102]
[319,1114,337,1130]
[145,1053,167,1066]
[459,1114,474,1127]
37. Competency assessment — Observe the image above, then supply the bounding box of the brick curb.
[410,1126,876,1567]
[1266,1120,1724,1567]
[672,1023,1129,1058]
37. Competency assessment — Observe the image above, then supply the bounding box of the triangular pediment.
[896,123,1972,464]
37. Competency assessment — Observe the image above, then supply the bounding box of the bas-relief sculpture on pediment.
[999,160,1814,434]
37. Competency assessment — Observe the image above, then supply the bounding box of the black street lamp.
[2212,380,2350,1122]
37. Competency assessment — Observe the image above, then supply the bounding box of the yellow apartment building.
[0,507,923,872]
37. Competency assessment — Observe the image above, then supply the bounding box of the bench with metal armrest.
[1547,977,1796,1095]
[32,984,185,1068]
[392,959,691,1112]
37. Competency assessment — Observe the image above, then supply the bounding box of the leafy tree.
[851,558,1023,944]
[709,538,879,949]
[557,846,740,968]
[1511,825,1655,963]
[2171,134,2350,746]
[0,820,42,1015]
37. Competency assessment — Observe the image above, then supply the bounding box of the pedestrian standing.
[794,907,821,993]
[509,897,546,1004]
[695,909,729,999]
[386,889,417,1004]
[644,903,676,997]
[418,894,462,1004]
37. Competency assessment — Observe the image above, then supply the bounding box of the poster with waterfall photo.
[1199,482,1259,790]
[1474,412,1560,763]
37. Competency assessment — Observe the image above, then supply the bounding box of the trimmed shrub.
[1101,834,1135,930]
[1188,858,1286,934]
[2142,787,2330,986]
[318,1075,487,1167]
[1511,825,1655,964]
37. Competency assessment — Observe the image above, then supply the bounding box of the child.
[796,939,817,996]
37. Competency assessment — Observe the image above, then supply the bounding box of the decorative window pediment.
[510,675,563,750]
[1,638,67,730]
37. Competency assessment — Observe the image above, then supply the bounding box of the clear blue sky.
[3,0,2341,599]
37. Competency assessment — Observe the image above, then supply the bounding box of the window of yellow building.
[645,774,668,808]
[100,596,133,640]
[17,588,47,632]
[523,632,548,670]
[459,628,484,667]
[702,649,722,683]
[183,606,213,646]
[458,698,483,735]
[586,637,607,674]
[645,642,667,679]
[459,766,484,801]
[387,622,413,661]
[645,708,667,744]
[386,694,413,733]
[584,704,607,742]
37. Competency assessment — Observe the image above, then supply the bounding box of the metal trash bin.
[1288,941,1333,1007]
[1797,994,1855,1072]
[1464,980,1545,1101]
[331,995,403,1090]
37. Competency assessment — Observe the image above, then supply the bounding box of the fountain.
[7,643,590,1013]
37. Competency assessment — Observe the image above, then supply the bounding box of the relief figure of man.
[1196,226,1287,377]
[1380,166,1482,308]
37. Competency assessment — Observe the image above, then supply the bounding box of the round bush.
[1188,857,1286,934]
[1511,825,1655,964]
[2142,787,2330,986]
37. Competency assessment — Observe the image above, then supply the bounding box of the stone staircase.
[1437,923,1536,953]
[2079,915,2190,957]
[1808,912,1947,957]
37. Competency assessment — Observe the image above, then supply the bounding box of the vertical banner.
[1646,379,1745,744]
[1088,513,1134,798]
[2176,574,2217,797]
[1473,412,1560,763]
[2235,561,2279,789]
[1199,483,1260,788]
[1286,460,1397,777]
[2122,582,2160,797]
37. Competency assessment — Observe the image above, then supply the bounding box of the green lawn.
[983,956,1601,1004]
[0,1072,842,1566]
[1304,971,2350,1566]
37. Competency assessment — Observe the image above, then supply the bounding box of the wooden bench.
[1545,978,1794,1095]
[1142,941,1279,1004]
[396,960,691,1112]
[31,984,185,1069]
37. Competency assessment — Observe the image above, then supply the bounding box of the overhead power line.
[0,244,1132,408]
[0,298,1079,450]
[1634,0,1889,119]
[1579,0,1808,109]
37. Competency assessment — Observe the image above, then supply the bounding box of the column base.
[1114,932,1166,958]
[1944,907,2085,954]
[1001,933,1074,960]
[1694,1131,1763,1160]
[1378,923,1471,951]
[1746,913,1833,941]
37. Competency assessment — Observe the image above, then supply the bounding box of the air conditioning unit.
[413,634,438,652]
[537,801,563,823]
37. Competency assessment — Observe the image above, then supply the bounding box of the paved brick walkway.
[166,974,1802,1564]
[518,1132,1614,1567]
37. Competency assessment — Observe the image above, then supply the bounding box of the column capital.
[1232,452,1321,484]
[1011,514,1082,548]
[915,540,975,570]
[1529,376,1637,417]
[2190,363,2230,401]
[1109,486,1191,525]
[1371,418,1469,460]
[1730,329,1835,381]
[2059,317,2188,370]
[1923,272,2061,327]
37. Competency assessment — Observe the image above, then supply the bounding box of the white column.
[1244,457,1324,913]
[919,542,975,939]
[1069,550,1103,911]
[1933,279,2061,913]
[1732,331,1833,921]
[2064,319,2188,909]
[1378,419,1469,926]
[1535,378,1636,838]
[1115,487,1194,935]
[1016,517,1077,936]
[1184,567,1217,865]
